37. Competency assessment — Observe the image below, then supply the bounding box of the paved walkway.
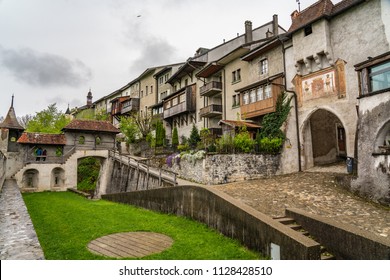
[0,179,45,260]
[212,168,390,239]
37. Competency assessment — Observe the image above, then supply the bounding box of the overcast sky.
[0,0,341,117]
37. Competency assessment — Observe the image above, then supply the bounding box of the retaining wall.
[102,185,321,260]
[167,153,280,184]
[286,208,390,260]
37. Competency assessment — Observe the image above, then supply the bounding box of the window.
[232,94,240,107]
[232,69,241,83]
[243,92,249,105]
[172,97,178,106]
[78,136,85,144]
[179,94,185,103]
[146,86,149,95]
[250,89,256,103]
[95,136,101,145]
[357,53,390,96]
[164,73,169,82]
[159,76,164,85]
[151,85,153,94]
[256,87,263,101]
[369,61,390,92]
[264,84,272,99]
[165,101,171,109]
[141,90,144,98]
[260,59,268,75]
[304,25,312,36]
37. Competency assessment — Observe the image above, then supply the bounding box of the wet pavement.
[212,165,390,239]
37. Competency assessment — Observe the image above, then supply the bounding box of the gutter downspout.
[279,36,302,172]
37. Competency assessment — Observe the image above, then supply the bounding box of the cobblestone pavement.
[0,179,45,260]
[212,167,390,240]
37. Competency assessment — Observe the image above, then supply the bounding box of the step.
[321,253,336,260]
[288,224,303,230]
[273,217,295,225]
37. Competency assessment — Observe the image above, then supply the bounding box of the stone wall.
[167,153,280,185]
[102,185,321,260]
[101,159,173,195]
[352,93,390,206]
[286,208,390,260]
[0,151,6,191]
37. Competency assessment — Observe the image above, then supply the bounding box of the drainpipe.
[223,69,227,120]
[274,36,302,172]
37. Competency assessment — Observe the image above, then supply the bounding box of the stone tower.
[87,89,93,107]
[0,95,25,178]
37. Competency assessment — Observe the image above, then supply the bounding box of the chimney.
[245,20,253,43]
[291,10,299,20]
[273,14,279,36]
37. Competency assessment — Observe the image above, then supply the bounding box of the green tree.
[188,124,201,149]
[119,116,141,144]
[77,157,101,192]
[172,126,179,149]
[26,104,70,133]
[155,120,165,147]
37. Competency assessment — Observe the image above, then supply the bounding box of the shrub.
[189,124,201,149]
[259,137,283,154]
[217,134,234,153]
[234,130,255,153]
[172,126,179,149]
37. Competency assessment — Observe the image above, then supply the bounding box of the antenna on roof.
[296,0,301,12]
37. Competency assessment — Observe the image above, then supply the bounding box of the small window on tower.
[304,25,312,36]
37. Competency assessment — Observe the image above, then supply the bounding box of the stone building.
[7,119,120,192]
[282,0,390,173]
[353,51,390,205]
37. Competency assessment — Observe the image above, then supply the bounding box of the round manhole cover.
[87,231,174,258]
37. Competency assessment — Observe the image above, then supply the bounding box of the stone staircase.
[273,216,335,260]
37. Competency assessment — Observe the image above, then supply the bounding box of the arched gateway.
[301,108,347,169]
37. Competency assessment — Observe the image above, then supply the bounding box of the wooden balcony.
[199,104,223,118]
[240,96,277,119]
[163,85,196,120]
[121,98,140,114]
[200,81,222,97]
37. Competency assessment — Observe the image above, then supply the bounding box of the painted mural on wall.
[294,59,347,106]
[302,70,336,101]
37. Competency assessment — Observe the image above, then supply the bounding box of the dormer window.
[304,25,312,36]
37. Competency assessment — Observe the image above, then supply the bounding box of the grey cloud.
[130,37,178,74]
[0,46,92,88]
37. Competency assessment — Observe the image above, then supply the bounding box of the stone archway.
[302,109,347,169]
[22,169,39,189]
[51,167,65,189]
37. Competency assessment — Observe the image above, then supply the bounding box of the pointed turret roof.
[0,95,24,130]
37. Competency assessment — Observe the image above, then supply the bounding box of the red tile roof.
[17,132,66,145]
[62,119,120,133]
[0,107,24,130]
[288,0,365,33]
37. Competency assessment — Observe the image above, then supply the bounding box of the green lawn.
[23,191,262,260]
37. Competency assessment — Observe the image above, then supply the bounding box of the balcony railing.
[199,104,223,118]
[200,81,222,97]
[121,98,140,114]
[163,102,189,119]
[240,96,277,119]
